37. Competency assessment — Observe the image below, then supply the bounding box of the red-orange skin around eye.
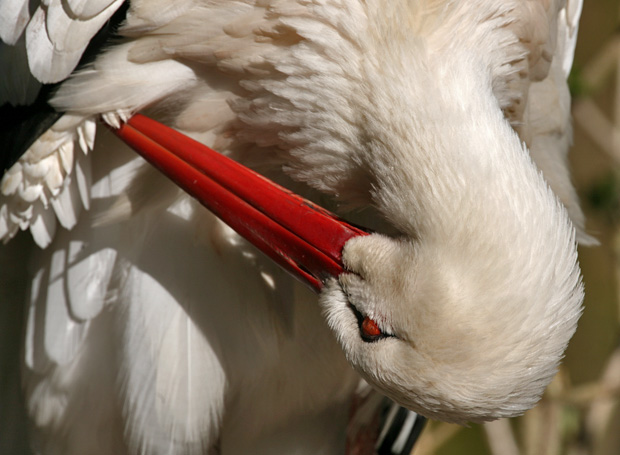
[361,316,382,338]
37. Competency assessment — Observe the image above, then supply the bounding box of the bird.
[0,0,591,454]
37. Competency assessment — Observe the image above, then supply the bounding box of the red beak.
[110,114,368,292]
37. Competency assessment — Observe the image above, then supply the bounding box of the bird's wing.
[0,0,125,94]
[498,0,592,243]
[0,0,127,247]
[528,0,594,244]
[19,156,231,453]
[3,3,359,453]
[0,114,96,248]
[0,0,368,247]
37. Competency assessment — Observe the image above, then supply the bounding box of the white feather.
[67,0,120,19]
[42,155,64,195]
[0,115,95,244]
[25,7,83,84]
[24,307,125,455]
[44,248,91,365]
[51,176,81,230]
[68,244,116,320]
[24,269,44,372]
[23,0,124,83]
[155,312,225,445]
[58,141,75,174]
[0,204,11,240]
[0,0,30,45]
[561,0,583,77]
[1,163,23,196]
[52,46,200,114]
[30,203,57,248]
[18,181,43,203]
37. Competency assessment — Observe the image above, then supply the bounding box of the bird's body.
[1,0,588,453]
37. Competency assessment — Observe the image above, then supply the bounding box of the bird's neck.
[357,46,530,238]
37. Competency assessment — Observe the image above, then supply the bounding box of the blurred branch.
[580,36,620,91]
[484,419,520,455]
[412,422,462,455]
[569,17,620,454]
[573,99,620,165]
[585,346,620,453]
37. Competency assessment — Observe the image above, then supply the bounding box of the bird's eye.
[360,316,388,343]
[347,302,392,342]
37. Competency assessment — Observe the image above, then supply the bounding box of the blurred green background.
[414,2,620,454]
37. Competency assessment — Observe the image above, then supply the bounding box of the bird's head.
[320,223,582,424]
[302,42,585,423]
[311,91,584,423]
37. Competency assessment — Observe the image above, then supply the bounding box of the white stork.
[0,0,591,454]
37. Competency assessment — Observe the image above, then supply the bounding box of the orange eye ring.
[348,303,393,343]
[361,316,383,341]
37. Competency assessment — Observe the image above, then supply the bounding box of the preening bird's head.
[320,205,583,424]
[299,27,586,423]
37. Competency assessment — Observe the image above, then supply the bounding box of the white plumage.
[0,0,590,453]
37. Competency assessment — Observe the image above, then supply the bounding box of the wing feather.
[0,115,94,247]
[66,0,120,19]
[25,0,125,83]
[66,242,117,321]
[560,0,583,77]
[30,201,57,247]
[155,311,225,446]
[516,0,594,243]
[50,174,82,230]
[44,246,92,366]
[116,214,229,455]
[24,268,50,372]
[0,0,30,45]
[0,204,13,240]
[477,0,590,242]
